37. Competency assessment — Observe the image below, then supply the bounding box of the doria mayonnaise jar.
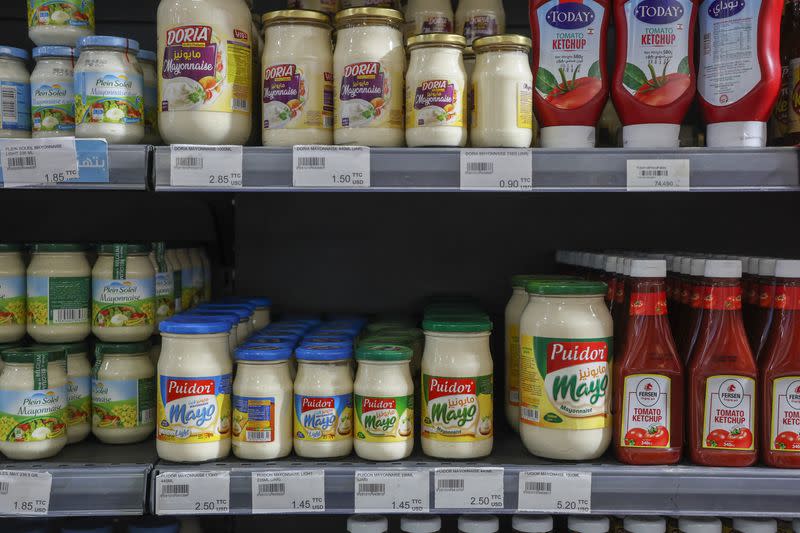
[157,0,253,145]
[0,244,26,343]
[333,8,405,147]
[31,46,77,138]
[405,0,454,37]
[27,0,95,47]
[0,47,31,138]
[455,0,506,45]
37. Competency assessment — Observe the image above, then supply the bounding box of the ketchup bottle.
[750,258,777,359]
[613,257,633,354]
[671,257,691,341]
[680,258,707,364]
[614,259,684,464]
[675,257,702,350]
[743,257,762,327]
[688,260,758,467]
[604,255,619,311]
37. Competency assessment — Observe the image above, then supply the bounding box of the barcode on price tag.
[156,471,230,515]
[170,145,243,189]
[293,145,370,188]
[460,149,532,191]
[354,470,430,513]
[251,470,325,514]
[626,159,690,191]
[0,138,79,188]
[434,468,504,510]
[518,471,591,513]
[0,470,52,516]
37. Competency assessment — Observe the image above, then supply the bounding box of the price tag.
[434,467,504,510]
[293,145,370,188]
[626,159,690,191]
[460,149,533,191]
[155,471,230,515]
[0,138,79,188]
[0,470,51,516]
[354,470,430,513]
[518,471,591,513]
[170,145,243,189]
[251,470,325,514]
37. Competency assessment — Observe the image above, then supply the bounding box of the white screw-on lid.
[617,256,626,275]
[605,255,619,274]
[568,516,610,533]
[776,260,800,278]
[680,256,693,276]
[580,252,592,269]
[513,515,554,533]
[732,518,777,533]
[690,258,707,277]
[758,258,777,277]
[678,517,722,533]
[458,515,499,533]
[747,257,762,276]
[540,125,596,148]
[670,255,683,273]
[402,516,442,533]
[624,517,665,533]
[707,121,767,148]
[630,259,666,278]
[704,259,742,279]
[623,257,633,276]
[593,254,606,271]
[348,515,388,533]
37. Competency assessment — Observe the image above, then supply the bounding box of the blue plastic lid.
[235,345,293,362]
[159,316,231,335]
[302,334,352,344]
[262,324,310,334]
[241,340,296,352]
[295,344,353,361]
[136,49,157,62]
[173,313,238,330]
[249,334,300,344]
[281,314,322,324]
[309,327,359,338]
[301,339,352,350]
[196,305,252,321]
[0,46,29,61]
[77,36,140,53]
[33,46,77,59]
[220,296,272,308]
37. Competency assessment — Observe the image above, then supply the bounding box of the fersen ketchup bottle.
[752,258,777,359]
[760,260,800,467]
[680,258,707,363]
[614,259,684,464]
[688,260,758,466]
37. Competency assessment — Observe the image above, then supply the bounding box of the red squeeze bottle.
[675,256,701,350]
[688,260,758,467]
[603,255,619,311]
[613,257,633,355]
[614,259,684,464]
[681,258,708,364]
[751,258,777,360]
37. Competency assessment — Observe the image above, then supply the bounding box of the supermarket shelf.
[153,146,800,192]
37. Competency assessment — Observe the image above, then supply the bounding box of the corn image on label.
[0,275,25,327]
[91,377,154,430]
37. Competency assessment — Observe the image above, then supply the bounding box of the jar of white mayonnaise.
[232,345,293,460]
[513,515,554,533]
[456,0,506,45]
[519,280,613,460]
[421,314,494,459]
[198,304,254,343]
[0,244,26,343]
[402,516,442,533]
[405,0,454,37]
[471,35,534,148]
[27,0,95,47]
[92,244,156,343]
[175,248,195,310]
[31,46,78,138]
[349,516,389,533]
[75,36,144,144]
[0,346,68,459]
[157,317,233,462]
[294,344,353,458]
[27,243,91,344]
[150,243,175,327]
[569,516,610,533]
[459,516,499,533]
[405,33,467,148]
[188,248,206,303]
[165,246,183,313]
[0,47,31,138]
[262,10,333,147]
[353,344,414,461]
[137,49,161,145]
[248,298,271,330]
[625,517,666,533]
[182,311,239,355]
[333,8,405,147]
[91,341,155,444]
[157,0,253,145]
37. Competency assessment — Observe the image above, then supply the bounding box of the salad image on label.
[339,61,391,128]
[0,276,26,327]
[32,82,75,133]
[28,0,94,29]
[162,25,227,110]
[421,375,493,440]
[355,394,413,441]
[263,63,307,129]
[294,393,353,441]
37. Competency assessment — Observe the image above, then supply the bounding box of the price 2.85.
[209,173,242,186]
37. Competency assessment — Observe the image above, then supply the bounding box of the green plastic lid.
[0,244,22,252]
[32,342,88,356]
[356,344,413,362]
[511,274,577,288]
[422,314,493,333]
[97,243,151,254]
[31,243,86,252]
[1,346,65,363]
[364,320,416,334]
[359,335,413,348]
[0,342,23,352]
[379,327,423,340]
[526,280,607,296]
[95,341,152,355]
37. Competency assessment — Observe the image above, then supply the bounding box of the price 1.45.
[291,497,324,510]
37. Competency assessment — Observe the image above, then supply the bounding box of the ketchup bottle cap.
[704,259,742,279]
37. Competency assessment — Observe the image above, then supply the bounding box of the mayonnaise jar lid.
[235,345,293,362]
[1,346,66,363]
[219,296,272,309]
[526,280,607,296]
[196,305,252,322]
[0,46,29,62]
[511,274,578,288]
[355,344,412,362]
[263,324,311,336]
[159,317,232,335]
[295,344,353,361]
[32,342,88,356]
[137,49,157,63]
[241,340,296,351]
[407,33,466,50]
[76,36,140,53]
[262,9,332,27]
[422,314,493,333]
[96,341,151,355]
[472,34,532,53]
[96,243,151,254]
[335,7,405,27]
[249,333,302,345]
[31,243,87,252]
[33,46,78,60]
[178,312,239,331]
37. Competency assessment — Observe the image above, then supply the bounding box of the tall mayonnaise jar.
[91,341,155,444]
[27,243,91,344]
[471,35,534,148]
[188,248,206,303]
[0,346,68,459]
[0,244,26,343]
[27,0,95,47]
[405,0,454,37]
[31,46,77,138]
[137,50,161,145]
[0,47,31,138]
[354,344,414,461]
[294,345,353,458]
[150,243,175,327]
[176,248,195,310]
[421,315,494,459]
[157,0,253,145]
[333,8,405,147]
[92,244,156,343]
[456,0,506,45]
[74,36,144,144]
[157,317,233,462]
[165,247,183,313]
[519,281,613,460]
[262,10,333,147]
[232,345,293,460]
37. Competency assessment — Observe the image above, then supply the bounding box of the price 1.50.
[332,172,366,186]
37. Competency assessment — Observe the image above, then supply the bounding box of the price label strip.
[434,467,504,510]
[626,159,690,191]
[0,470,52,516]
[0,137,79,188]
[251,470,325,514]
[293,145,370,188]
[460,149,533,191]
[354,470,430,513]
[170,145,244,189]
[156,471,230,515]
[518,471,591,514]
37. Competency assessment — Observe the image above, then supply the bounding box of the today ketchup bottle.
[530,0,610,147]
[760,260,800,467]
[614,259,684,464]
[612,0,699,147]
[688,260,758,467]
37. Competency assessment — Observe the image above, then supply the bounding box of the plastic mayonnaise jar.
[150,243,175,327]
[294,344,354,458]
[249,298,271,330]
[157,317,233,462]
[91,341,155,444]
[27,0,95,47]
[198,304,254,342]
[471,35,534,148]
[0,47,31,138]
[27,243,91,344]
[421,314,494,459]
[405,34,467,148]
[31,46,78,138]
[261,10,333,147]
[678,518,722,533]
[349,516,389,533]
[137,50,161,145]
[74,36,144,144]
[232,345,293,460]
[569,516,610,533]
[334,8,406,147]
[157,0,253,145]
[456,0,506,45]
[519,281,613,460]
[405,0,454,37]
[165,247,183,313]
[0,244,26,343]
[459,516,499,533]
[0,346,68,459]
[402,516,442,533]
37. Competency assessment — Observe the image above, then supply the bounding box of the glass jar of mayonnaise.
[31,46,78,138]
[27,0,95,47]
[0,244,26,343]
[0,46,32,138]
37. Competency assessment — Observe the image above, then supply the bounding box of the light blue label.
[0,81,32,131]
[294,393,353,441]
[92,277,155,329]
[0,387,67,442]
[32,80,75,133]
[67,375,90,403]
[75,71,143,125]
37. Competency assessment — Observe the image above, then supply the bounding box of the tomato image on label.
[770,377,800,452]
[623,60,691,105]
[538,64,603,109]
[702,375,755,450]
[620,374,671,447]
